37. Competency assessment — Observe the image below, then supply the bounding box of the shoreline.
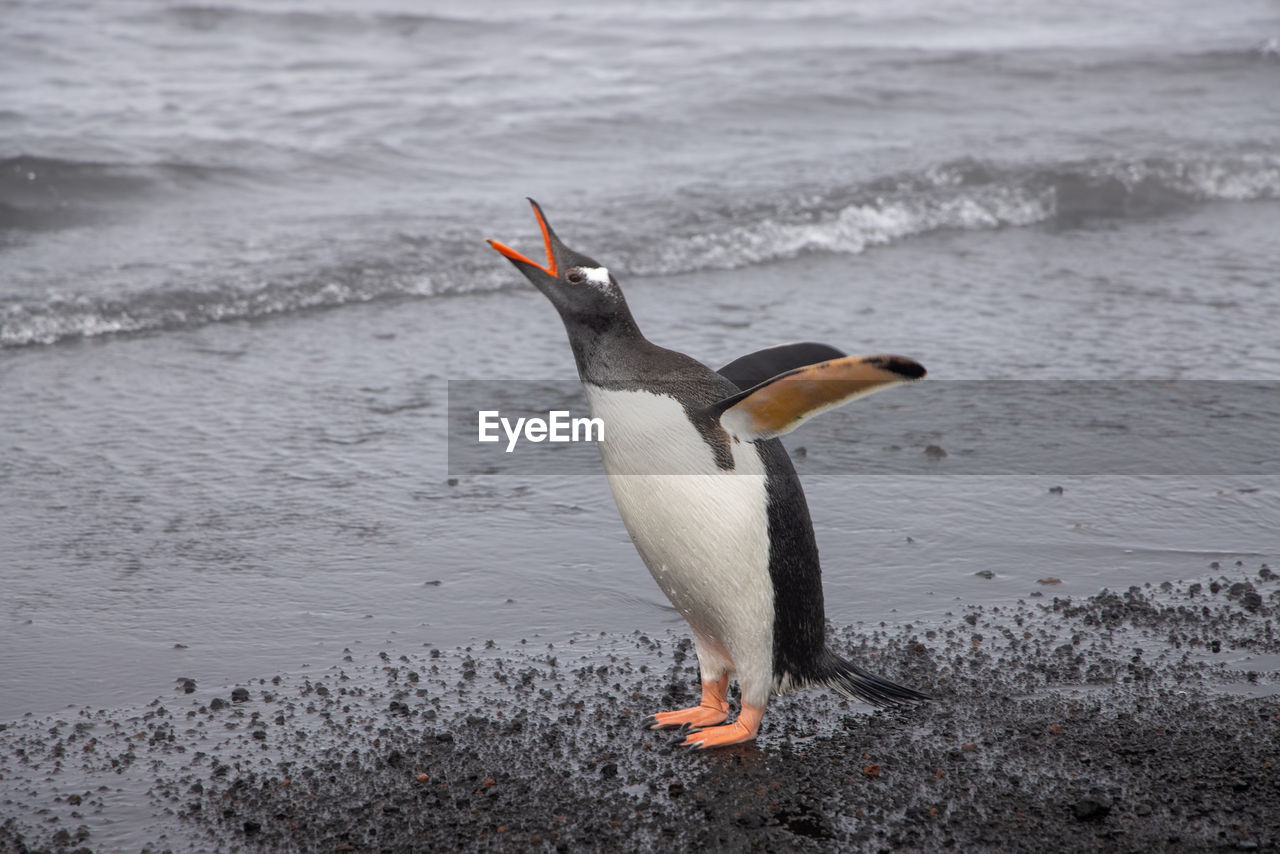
[2,568,1276,852]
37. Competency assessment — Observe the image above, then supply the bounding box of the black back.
[756,438,829,685]
[718,341,847,391]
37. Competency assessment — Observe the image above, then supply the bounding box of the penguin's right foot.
[646,675,730,730]
[681,702,764,750]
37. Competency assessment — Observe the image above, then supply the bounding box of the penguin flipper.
[717,342,848,391]
[708,354,925,443]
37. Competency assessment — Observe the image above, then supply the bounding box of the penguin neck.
[557,302,653,386]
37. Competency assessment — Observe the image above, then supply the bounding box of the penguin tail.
[818,650,930,708]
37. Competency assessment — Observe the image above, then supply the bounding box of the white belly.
[584,385,775,698]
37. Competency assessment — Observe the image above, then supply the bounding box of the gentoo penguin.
[488,199,928,748]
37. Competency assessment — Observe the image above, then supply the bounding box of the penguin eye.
[566,269,585,284]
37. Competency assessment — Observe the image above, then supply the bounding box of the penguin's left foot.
[681,703,765,750]
[647,675,730,731]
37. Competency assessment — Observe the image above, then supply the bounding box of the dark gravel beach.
[3,567,1276,853]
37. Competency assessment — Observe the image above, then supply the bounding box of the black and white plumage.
[489,200,928,748]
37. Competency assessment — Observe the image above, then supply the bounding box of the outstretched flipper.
[708,354,926,443]
[718,342,847,391]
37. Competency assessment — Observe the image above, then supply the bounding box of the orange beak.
[487,198,559,278]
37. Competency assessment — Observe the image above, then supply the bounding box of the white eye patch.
[580,266,612,288]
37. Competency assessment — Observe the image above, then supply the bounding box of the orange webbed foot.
[646,675,730,731]
[681,702,764,750]
[647,704,729,730]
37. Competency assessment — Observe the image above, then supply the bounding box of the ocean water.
[2,0,1279,722]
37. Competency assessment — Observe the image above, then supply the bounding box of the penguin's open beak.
[487,198,561,278]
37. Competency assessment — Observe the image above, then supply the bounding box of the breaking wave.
[3,153,1277,348]
[618,155,1280,275]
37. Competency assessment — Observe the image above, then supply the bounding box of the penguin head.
[488,199,627,322]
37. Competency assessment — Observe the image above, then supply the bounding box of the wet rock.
[1071,796,1112,822]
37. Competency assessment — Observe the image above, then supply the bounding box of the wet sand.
[2,567,1276,852]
